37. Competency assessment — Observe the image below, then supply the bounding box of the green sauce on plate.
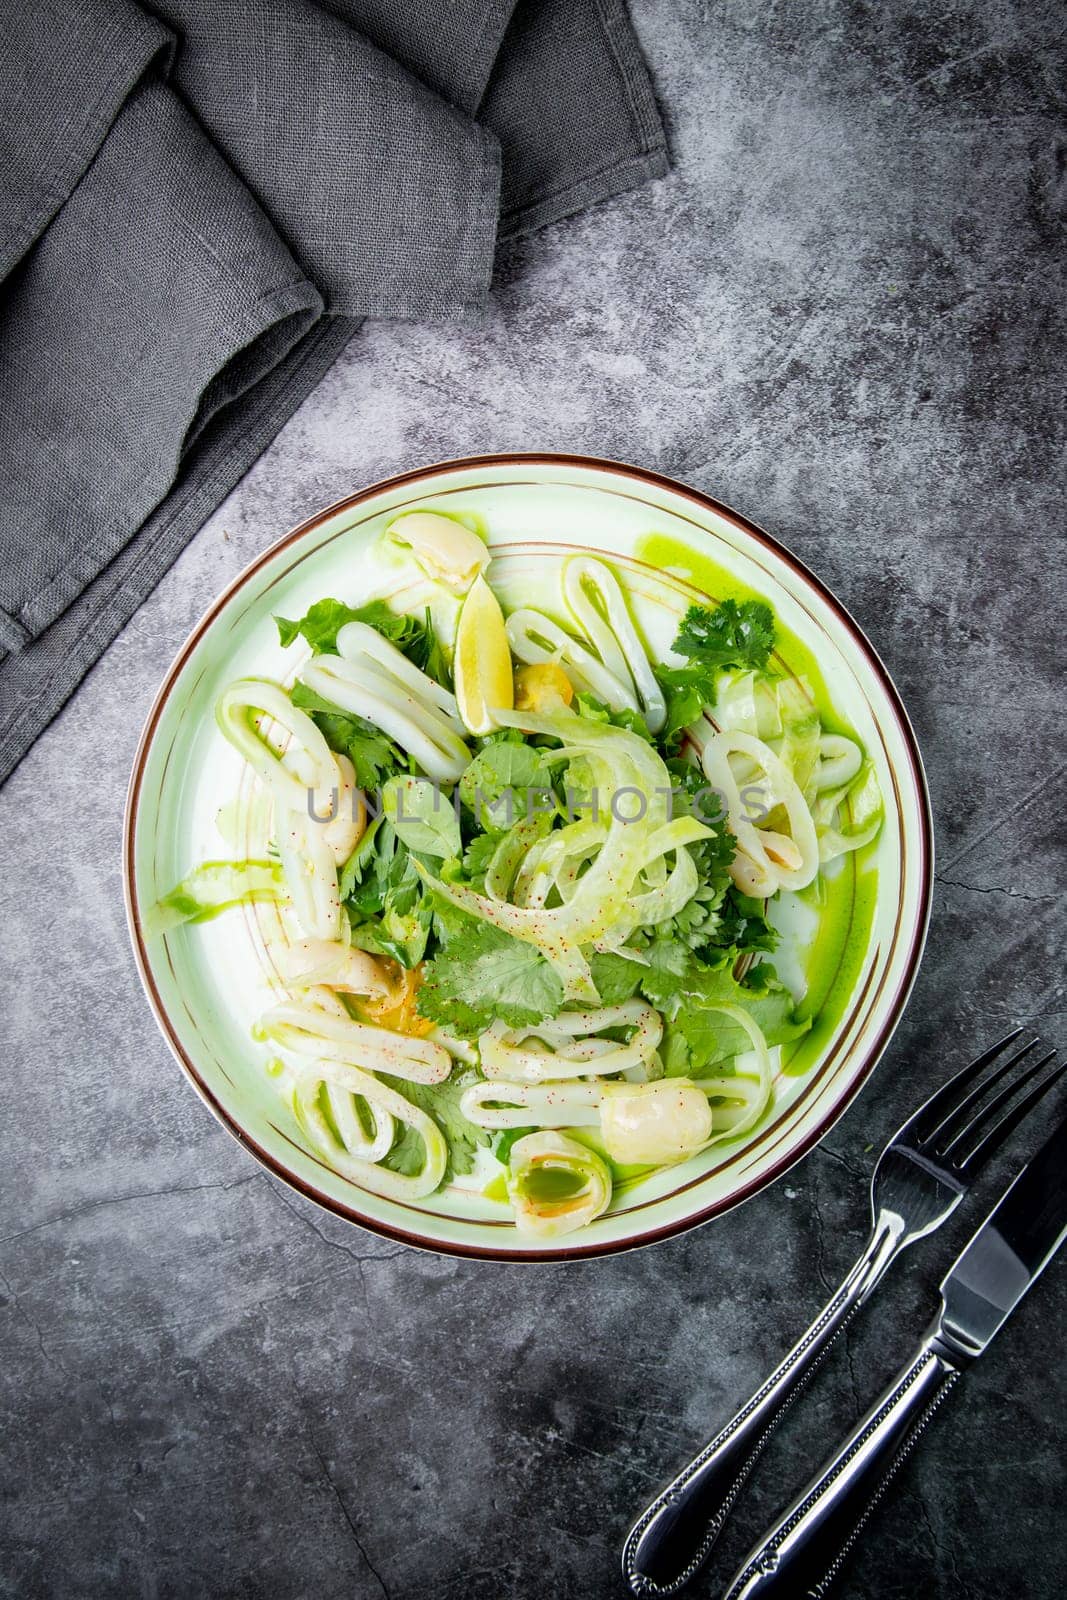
[636,530,879,1078]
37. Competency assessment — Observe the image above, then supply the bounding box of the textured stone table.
[2,3,1064,1596]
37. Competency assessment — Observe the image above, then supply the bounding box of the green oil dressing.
[519,1166,587,1204]
[783,845,880,1075]
[638,532,854,737]
[636,530,880,1077]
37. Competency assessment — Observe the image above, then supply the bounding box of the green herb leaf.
[673,600,776,675]
[657,601,777,742]
[458,740,553,834]
[380,1070,490,1180]
[339,818,434,965]
[658,663,718,743]
[460,831,499,889]
[290,680,403,788]
[665,961,810,1073]
[417,918,564,1034]
[574,693,655,742]
[275,597,427,655]
[492,1126,538,1166]
[381,775,462,859]
[405,607,452,688]
[588,950,645,1005]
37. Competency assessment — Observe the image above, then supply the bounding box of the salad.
[155,510,882,1238]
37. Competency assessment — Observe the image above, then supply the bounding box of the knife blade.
[937,1108,1067,1361]
[721,1107,1067,1600]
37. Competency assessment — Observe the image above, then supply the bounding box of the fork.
[622,1028,1063,1597]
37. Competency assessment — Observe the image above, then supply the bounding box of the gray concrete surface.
[1,2,1064,1596]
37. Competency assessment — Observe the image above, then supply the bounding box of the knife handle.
[622,1219,902,1597]
[722,1330,962,1600]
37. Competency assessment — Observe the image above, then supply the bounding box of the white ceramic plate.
[124,454,932,1259]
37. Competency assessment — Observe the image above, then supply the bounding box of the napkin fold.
[0,0,667,784]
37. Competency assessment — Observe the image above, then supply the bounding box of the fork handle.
[721,1329,963,1600]
[622,1219,901,1597]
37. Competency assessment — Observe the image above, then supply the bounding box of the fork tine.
[924,1035,1042,1149]
[909,1026,1026,1143]
[952,1054,1064,1176]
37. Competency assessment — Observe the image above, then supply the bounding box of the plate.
[124,454,932,1259]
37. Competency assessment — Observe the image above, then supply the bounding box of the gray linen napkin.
[0,0,667,786]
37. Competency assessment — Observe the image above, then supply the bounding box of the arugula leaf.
[657,600,776,742]
[416,918,564,1034]
[275,597,427,655]
[382,775,462,859]
[290,681,403,788]
[380,1070,490,1180]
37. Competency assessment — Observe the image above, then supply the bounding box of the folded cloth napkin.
[0,0,667,786]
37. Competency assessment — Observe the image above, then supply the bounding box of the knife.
[721,1109,1067,1600]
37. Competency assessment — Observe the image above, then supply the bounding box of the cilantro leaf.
[717,888,779,957]
[290,681,403,788]
[460,832,499,889]
[339,818,433,966]
[658,663,718,743]
[673,600,776,674]
[664,961,810,1074]
[416,918,564,1034]
[634,935,695,1011]
[588,950,645,1005]
[657,600,777,743]
[380,1070,490,1180]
